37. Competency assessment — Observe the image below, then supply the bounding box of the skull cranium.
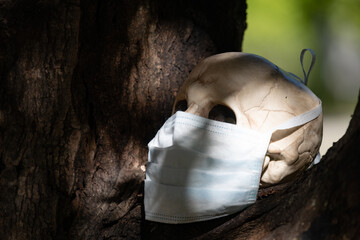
[173,52,323,187]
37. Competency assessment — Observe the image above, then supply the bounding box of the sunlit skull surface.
[173,52,323,186]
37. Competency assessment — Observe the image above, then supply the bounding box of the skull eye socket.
[174,100,188,112]
[208,105,236,124]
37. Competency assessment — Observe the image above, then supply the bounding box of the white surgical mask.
[144,102,321,224]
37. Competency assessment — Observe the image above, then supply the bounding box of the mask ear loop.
[300,48,316,85]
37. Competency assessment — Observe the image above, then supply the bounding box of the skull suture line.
[172,52,323,186]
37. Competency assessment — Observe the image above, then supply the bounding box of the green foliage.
[243,0,360,113]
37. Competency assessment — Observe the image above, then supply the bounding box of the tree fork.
[1,0,359,239]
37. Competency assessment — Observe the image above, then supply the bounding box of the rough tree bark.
[0,1,359,240]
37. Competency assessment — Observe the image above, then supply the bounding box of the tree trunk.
[1,1,359,240]
[0,0,246,239]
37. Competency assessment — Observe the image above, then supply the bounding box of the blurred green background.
[243,0,360,154]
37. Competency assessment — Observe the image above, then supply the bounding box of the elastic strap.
[269,48,320,132]
[283,49,316,86]
[300,48,316,85]
[271,102,322,132]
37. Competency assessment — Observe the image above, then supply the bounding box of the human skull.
[172,52,323,187]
